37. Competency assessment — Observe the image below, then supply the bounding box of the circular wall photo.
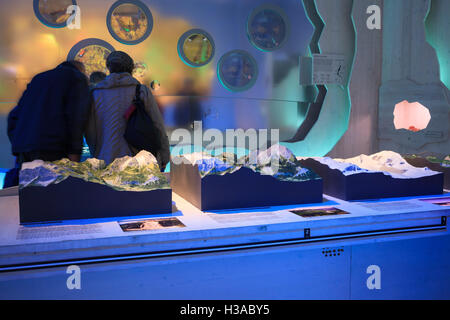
[107,0,153,45]
[67,39,116,77]
[247,5,289,52]
[178,29,215,67]
[133,61,148,78]
[33,0,77,28]
[217,50,258,92]
[150,80,161,91]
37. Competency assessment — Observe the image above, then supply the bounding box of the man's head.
[66,60,86,75]
[106,51,134,74]
[89,71,107,85]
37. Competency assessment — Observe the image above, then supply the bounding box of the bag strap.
[134,84,142,103]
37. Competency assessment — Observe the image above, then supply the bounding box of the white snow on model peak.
[19,150,168,191]
[175,152,213,165]
[302,151,441,179]
[177,145,296,167]
[107,150,159,171]
[249,144,295,166]
[134,150,158,166]
[21,160,46,171]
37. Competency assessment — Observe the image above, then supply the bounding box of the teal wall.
[425,0,450,90]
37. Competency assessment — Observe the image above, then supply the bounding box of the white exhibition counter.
[0,187,449,299]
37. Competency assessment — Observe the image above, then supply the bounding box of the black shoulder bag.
[124,85,162,158]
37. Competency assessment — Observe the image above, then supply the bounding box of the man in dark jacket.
[4,61,90,187]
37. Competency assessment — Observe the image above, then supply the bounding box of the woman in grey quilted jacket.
[85,51,170,170]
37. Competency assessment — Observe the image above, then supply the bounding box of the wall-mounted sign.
[313,54,347,85]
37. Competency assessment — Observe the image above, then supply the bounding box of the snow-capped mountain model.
[298,151,444,200]
[170,145,324,210]
[440,155,450,168]
[173,145,321,182]
[20,151,169,191]
[403,153,450,190]
[302,151,441,179]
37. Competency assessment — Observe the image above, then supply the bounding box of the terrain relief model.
[174,145,321,182]
[19,151,169,192]
[403,153,450,189]
[404,153,450,168]
[301,151,442,179]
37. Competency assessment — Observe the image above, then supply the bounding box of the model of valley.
[301,151,442,179]
[19,151,169,191]
[174,145,321,182]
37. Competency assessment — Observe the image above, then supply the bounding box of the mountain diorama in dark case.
[170,145,323,211]
[18,151,172,223]
[299,151,443,201]
[403,154,449,190]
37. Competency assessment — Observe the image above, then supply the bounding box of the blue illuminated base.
[299,158,444,201]
[170,162,323,211]
[0,169,6,189]
[19,177,172,224]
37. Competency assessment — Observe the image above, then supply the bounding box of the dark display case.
[299,158,444,201]
[19,177,172,224]
[170,161,323,211]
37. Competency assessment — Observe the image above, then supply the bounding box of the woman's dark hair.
[89,71,107,84]
[106,51,134,74]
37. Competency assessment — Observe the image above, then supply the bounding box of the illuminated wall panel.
[425,0,450,90]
